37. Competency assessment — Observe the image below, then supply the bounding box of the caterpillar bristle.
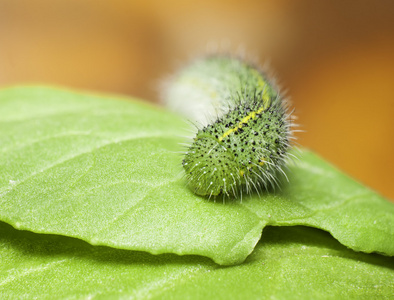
[163,55,298,200]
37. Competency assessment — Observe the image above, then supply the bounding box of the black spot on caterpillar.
[164,55,295,199]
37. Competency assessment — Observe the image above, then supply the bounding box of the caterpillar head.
[183,136,240,196]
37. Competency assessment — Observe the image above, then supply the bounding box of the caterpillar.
[163,55,294,199]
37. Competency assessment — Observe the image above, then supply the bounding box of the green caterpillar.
[164,56,294,198]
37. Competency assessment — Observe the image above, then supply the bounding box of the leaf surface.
[0,222,393,299]
[0,87,393,265]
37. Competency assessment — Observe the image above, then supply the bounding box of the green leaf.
[1,221,393,299]
[0,86,393,265]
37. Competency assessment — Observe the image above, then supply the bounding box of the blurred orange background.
[1,0,393,201]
